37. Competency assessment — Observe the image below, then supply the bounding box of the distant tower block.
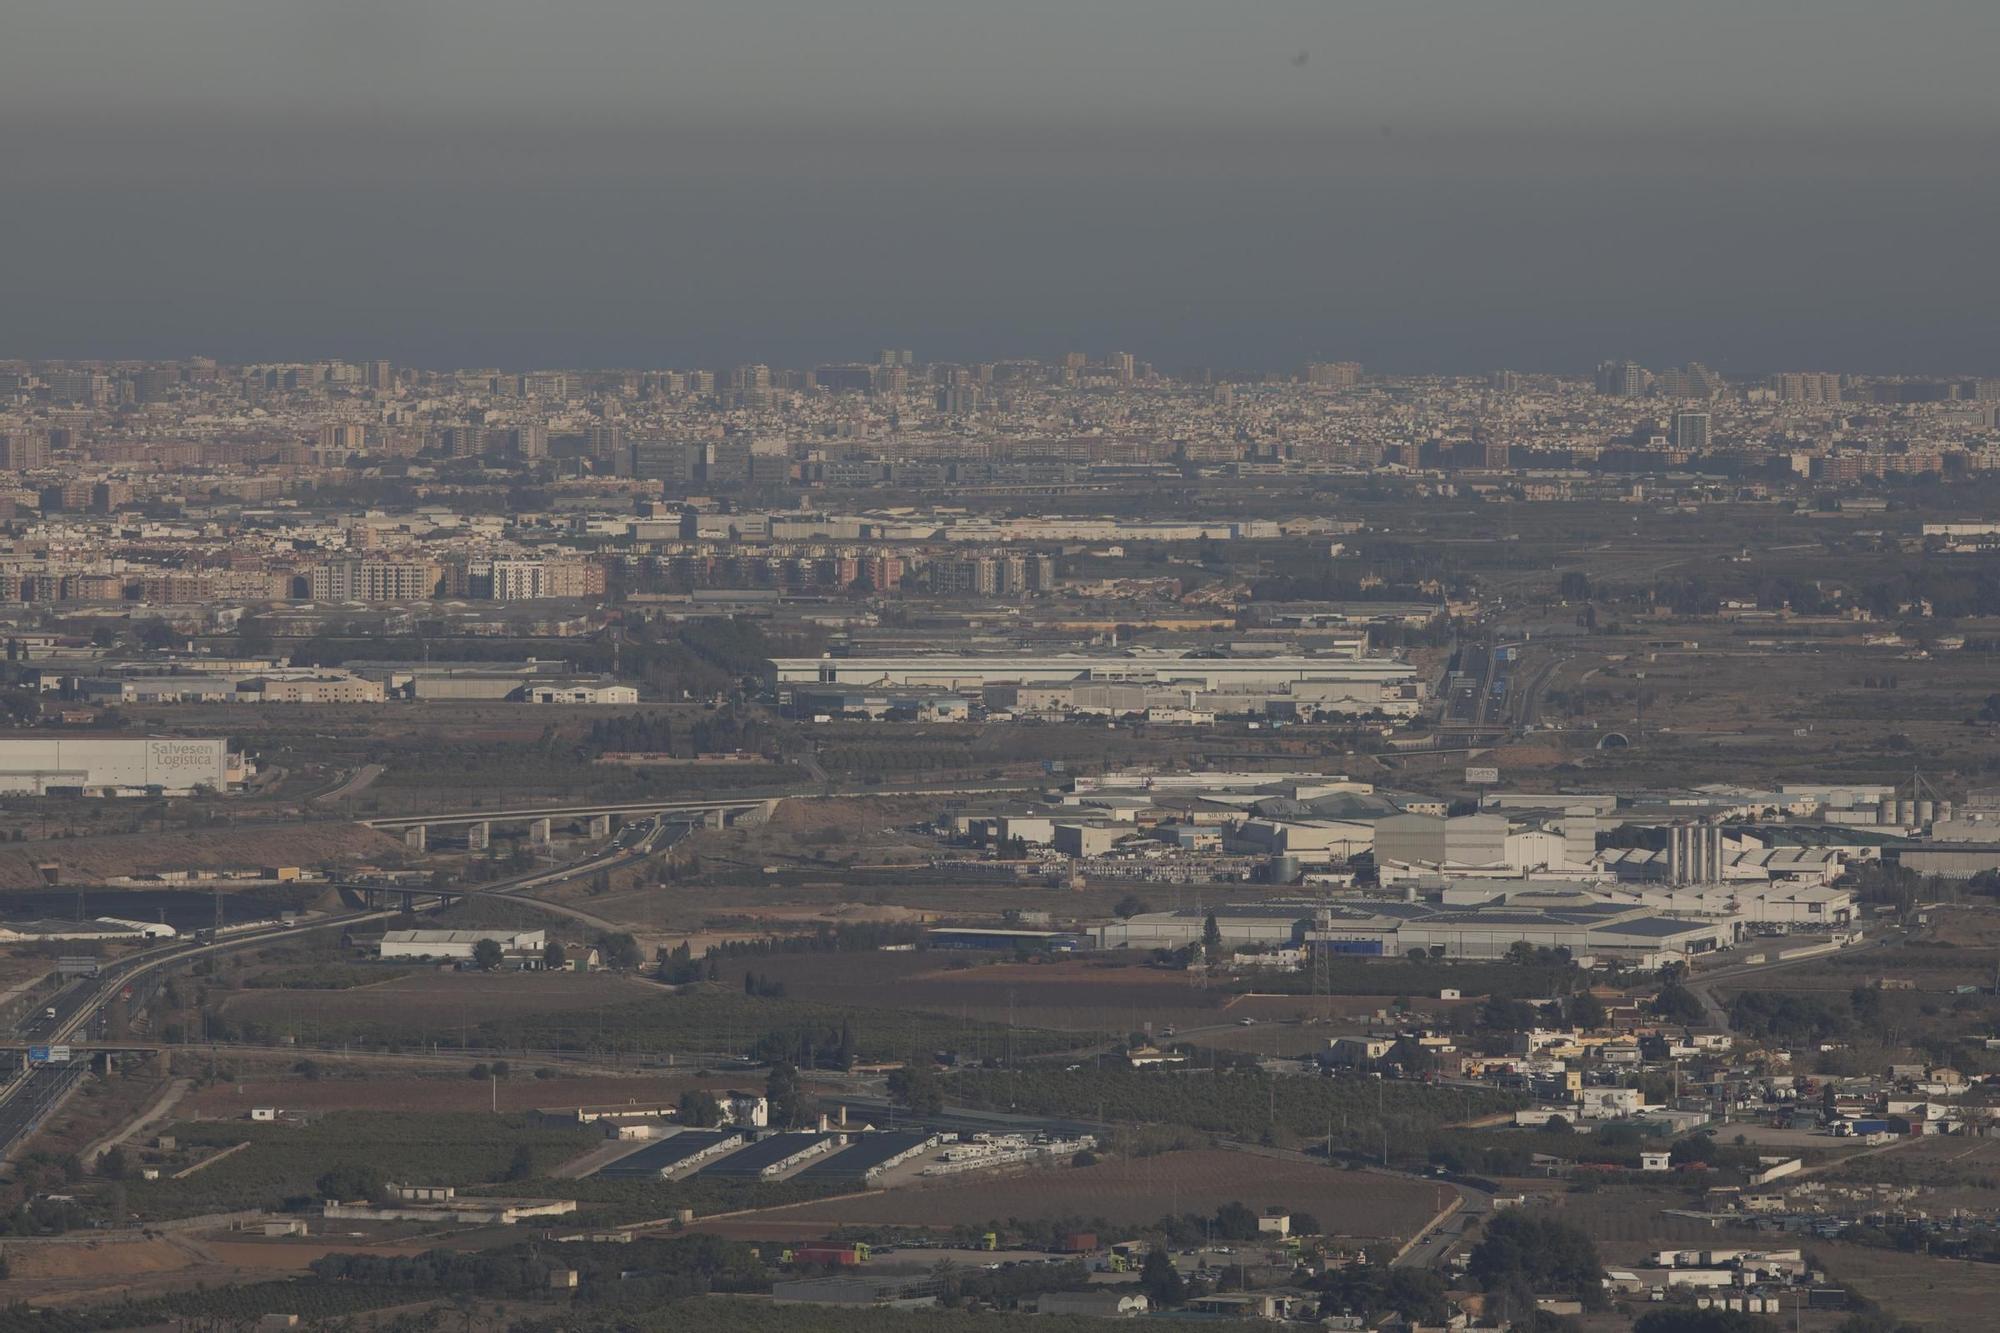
[404,825,427,853]
[466,822,490,852]
[530,818,552,849]
[588,815,612,839]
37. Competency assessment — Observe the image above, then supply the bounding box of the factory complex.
[1093,880,1792,968]
[765,646,1424,720]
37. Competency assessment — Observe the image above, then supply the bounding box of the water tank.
[1876,799,1896,825]
[1916,800,1935,825]
[1898,800,1916,825]
[1937,800,1953,823]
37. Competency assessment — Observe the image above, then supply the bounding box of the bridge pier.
[404,825,427,853]
[703,808,726,829]
[588,815,611,839]
[530,818,552,849]
[467,822,490,852]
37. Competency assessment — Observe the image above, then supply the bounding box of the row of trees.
[311,1233,770,1309]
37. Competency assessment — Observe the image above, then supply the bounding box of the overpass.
[339,806,690,916]
[357,797,775,853]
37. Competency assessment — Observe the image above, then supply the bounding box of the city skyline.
[4,352,1996,383]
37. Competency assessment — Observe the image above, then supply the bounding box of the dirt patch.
[1533,1187,1765,1263]
[1917,906,2000,949]
[767,796,936,836]
[1479,744,1568,769]
[8,1237,198,1280]
[0,822,406,889]
[1815,1239,2000,1329]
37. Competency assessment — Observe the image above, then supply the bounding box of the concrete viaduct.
[358,797,777,854]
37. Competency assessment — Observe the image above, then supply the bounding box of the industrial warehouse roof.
[1320,901,1436,921]
[1425,908,1631,927]
[1251,791,1402,820]
[1597,916,1725,938]
[1113,894,1727,943]
[381,929,539,944]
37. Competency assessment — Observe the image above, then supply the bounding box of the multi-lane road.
[0,799,732,1163]
[0,1064,89,1160]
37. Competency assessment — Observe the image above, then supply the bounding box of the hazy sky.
[5,2,1999,372]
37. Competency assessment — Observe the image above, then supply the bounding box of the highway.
[0,1064,89,1159]
[0,796,708,1162]
[15,979,96,1043]
[1392,1175,1494,1270]
[0,779,1035,1163]
[0,905,402,1163]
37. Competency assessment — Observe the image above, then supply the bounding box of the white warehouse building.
[378,928,547,961]
[0,736,240,795]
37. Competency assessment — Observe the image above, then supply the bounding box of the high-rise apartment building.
[0,431,51,471]
[629,439,702,486]
[1771,372,1841,404]
[1671,411,1711,451]
[490,559,548,601]
[44,369,109,405]
[1653,362,1723,398]
[1307,361,1363,390]
[936,383,981,414]
[311,559,439,603]
[133,367,179,403]
[318,423,368,454]
[522,371,570,400]
[814,364,875,393]
[704,439,752,486]
[511,424,549,459]
[439,425,487,458]
[1594,360,1649,397]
